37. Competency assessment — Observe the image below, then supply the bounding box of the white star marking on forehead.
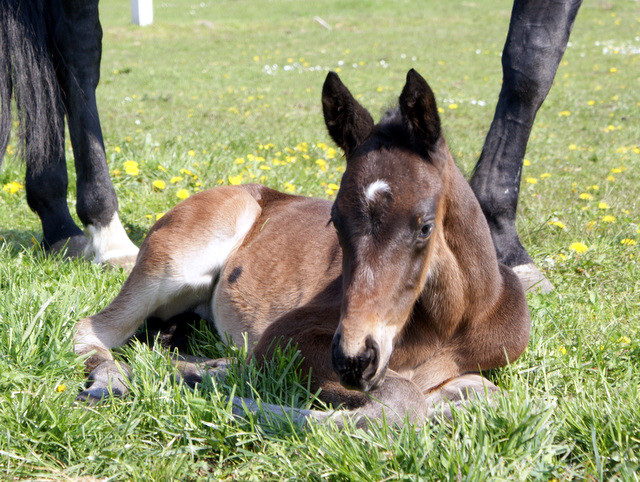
[364,179,391,203]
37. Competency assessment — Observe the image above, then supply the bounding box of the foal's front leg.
[248,313,428,428]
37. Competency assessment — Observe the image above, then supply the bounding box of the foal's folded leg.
[74,266,191,402]
[170,356,232,387]
[424,373,498,420]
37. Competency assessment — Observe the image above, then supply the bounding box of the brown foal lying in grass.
[74,70,530,426]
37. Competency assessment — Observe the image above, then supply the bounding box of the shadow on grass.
[123,222,148,246]
[0,228,41,257]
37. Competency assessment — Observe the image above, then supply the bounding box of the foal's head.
[323,69,447,391]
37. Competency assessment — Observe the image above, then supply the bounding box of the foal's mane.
[362,107,440,162]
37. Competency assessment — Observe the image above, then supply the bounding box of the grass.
[1,0,639,479]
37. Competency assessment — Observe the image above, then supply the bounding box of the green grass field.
[1,0,639,479]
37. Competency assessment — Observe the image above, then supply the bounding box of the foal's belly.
[210,195,343,350]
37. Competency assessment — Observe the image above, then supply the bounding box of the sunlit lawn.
[1,0,638,479]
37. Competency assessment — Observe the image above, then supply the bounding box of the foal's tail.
[0,0,63,172]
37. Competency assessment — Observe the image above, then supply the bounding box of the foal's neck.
[421,142,502,324]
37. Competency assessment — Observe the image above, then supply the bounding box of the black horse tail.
[0,0,63,172]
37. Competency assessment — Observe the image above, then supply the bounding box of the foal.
[74,70,530,425]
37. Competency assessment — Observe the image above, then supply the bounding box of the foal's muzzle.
[331,333,381,391]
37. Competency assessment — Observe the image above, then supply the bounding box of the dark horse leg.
[46,0,138,268]
[470,0,582,292]
[0,0,137,267]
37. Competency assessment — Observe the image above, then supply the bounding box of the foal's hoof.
[75,386,125,405]
[47,234,90,259]
[512,263,554,294]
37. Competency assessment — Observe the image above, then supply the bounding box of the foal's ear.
[322,72,374,156]
[399,69,441,154]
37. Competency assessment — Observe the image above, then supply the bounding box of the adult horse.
[0,0,581,286]
[74,70,531,425]
[0,0,138,267]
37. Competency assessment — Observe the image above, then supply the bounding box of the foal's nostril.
[361,336,380,382]
[331,334,380,390]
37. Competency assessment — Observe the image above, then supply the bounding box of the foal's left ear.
[322,72,374,156]
[399,69,441,154]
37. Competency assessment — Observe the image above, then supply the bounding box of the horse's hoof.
[47,234,90,259]
[75,387,109,405]
[76,385,126,405]
[512,263,554,294]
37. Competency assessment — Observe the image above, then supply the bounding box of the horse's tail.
[0,0,63,172]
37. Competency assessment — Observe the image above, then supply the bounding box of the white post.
[131,0,153,26]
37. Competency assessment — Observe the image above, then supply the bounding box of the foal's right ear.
[322,72,374,156]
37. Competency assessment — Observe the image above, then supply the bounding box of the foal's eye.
[418,222,434,239]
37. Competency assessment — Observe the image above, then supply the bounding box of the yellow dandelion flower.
[568,144,578,150]
[620,238,636,246]
[157,164,167,172]
[283,182,295,193]
[3,181,23,194]
[328,183,340,191]
[234,157,245,164]
[606,175,615,182]
[587,100,595,106]
[326,147,337,159]
[326,189,335,196]
[609,67,617,73]
[558,110,571,117]
[558,346,567,355]
[152,180,166,191]
[555,253,568,261]
[259,165,271,171]
[111,169,121,177]
[437,107,444,114]
[611,167,623,174]
[448,103,458,110]
[123,160,139,176]
[579,193,593,200]
[155,213,164,220]
[548,221,566,229]
[170,176,183,184]
[228,174,243,185]
[114,146,121,153]
[601,215,616,223]
[523,159,531,166]
[540,173,551,179]
[569,242,589,253]
[525,177,537,184]
[598,202,609,209]
[55,384,67,393]
[176,189,190,200]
